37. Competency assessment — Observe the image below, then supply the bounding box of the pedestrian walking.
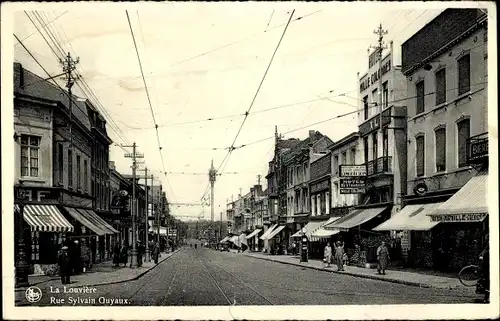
[151,241,160,264]
[324,242,333,268]
[377,241,390,275]
[112,242,120,267]
[58,246,71,284]
[334,241,345,271]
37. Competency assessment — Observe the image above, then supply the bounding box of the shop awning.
[220,236,230,243]
[64,207,107,236]
[229,236,239,244]
[245,229,262,239]
[239,233,248,246]
[373,203,443,231]
[260,224,278,240]
[429,173,488,222]
[266,225,285,240]
[17,205,74,233]
[326,207,387,230]
[78,209,118,234]
[311,217,341,239]
[291,220,325,240]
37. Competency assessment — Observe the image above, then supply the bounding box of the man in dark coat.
[151,241,160,264]
[137,241,144,267]
[58,246,71,284]
[113,242,121,267]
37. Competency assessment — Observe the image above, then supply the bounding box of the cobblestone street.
[24,246,477,306]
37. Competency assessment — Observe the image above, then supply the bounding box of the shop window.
[416,136,425,177]
[435,127,446,172]
[383,128,388,158]
[372,88,379,113]
[333,155,339,175]
[342,151,347,165]
[372,132,378,161]
[458,54,471,95]
[20,134,41,178]
[416,80,425,114]
[435,68,446,105]
[457,118,471,167]
[363,137,369,163]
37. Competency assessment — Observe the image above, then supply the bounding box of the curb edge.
[245,254,455,290]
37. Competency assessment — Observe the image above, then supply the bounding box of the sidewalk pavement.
[244,252,474,292]
[15,250,179,296]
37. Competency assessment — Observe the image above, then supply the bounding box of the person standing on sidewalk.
[120,243,128,267]
[324,242,333,268]
[334,241,345,271]
[137,241,144,267]
[58,246,71,284]
[377,241,390,275]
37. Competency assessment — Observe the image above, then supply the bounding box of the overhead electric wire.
[27,10,132,146]
[27,11,133,150]
[126,10,178,204]
[15,10,68,46]
[200,10,296,202]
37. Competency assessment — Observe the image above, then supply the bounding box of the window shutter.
[416,136,425,177]
[435,128,446,172]
[458,55,471,95]
[457,119,470,167]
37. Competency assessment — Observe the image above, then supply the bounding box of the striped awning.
[266,225,285,240]
[291,220,325,241]
[77,209,118,234]
[16,204,74,233]
[228,235,239,244]
[239,233,248,246]
[245,229,262,239]
[311,217,342,239]
[373,203,443,231]
[260,224,278,240]
[429,173,488,222]
[64,207,106,236]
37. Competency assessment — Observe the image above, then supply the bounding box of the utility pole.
[209,159,217,244]
[59,52,79,150]
[123,142,144,268]
[257,175,261,185]
[158,184,162,251]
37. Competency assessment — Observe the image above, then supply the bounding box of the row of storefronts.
[225,9,489,273]
[13,62,169,276]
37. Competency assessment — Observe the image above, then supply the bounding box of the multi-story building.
[266,130,332,252]
[13,63,118,275]
[329,132,361,211]
[375,9,488,271]
[109,161,132,244]
[325,34,408,268]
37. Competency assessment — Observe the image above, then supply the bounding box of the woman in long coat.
[377,241,390,275]
[334,241,345,271]
[324,242,333,268]
[120,243,129,267]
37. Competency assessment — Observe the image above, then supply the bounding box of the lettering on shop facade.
[14,186,60,204]
[429,213,487,223]
[468,135,488,164]
[340,178,366,194]
[359,108,391,137]
[360,59,392,93]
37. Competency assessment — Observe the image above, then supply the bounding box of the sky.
[11,2,457,222]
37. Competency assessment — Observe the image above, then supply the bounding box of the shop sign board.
[340,178,366,194]
[468,137,488,163]
[359,108,391,136]
[429,213,487,223]
[14,186,60,204]
[340,165,367,177]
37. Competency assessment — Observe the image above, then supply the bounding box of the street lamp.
[300,227,308,263]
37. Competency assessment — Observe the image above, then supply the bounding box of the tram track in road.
[195,252,234,305]
[195,250,275,305]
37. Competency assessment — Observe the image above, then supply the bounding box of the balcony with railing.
[366,156,392,176]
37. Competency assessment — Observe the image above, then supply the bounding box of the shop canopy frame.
[373,203,443,231]
[311,217,342,239]
[325,206,388,231]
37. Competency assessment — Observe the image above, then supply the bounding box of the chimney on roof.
[109,161,115,171]
[14,63,24,92]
